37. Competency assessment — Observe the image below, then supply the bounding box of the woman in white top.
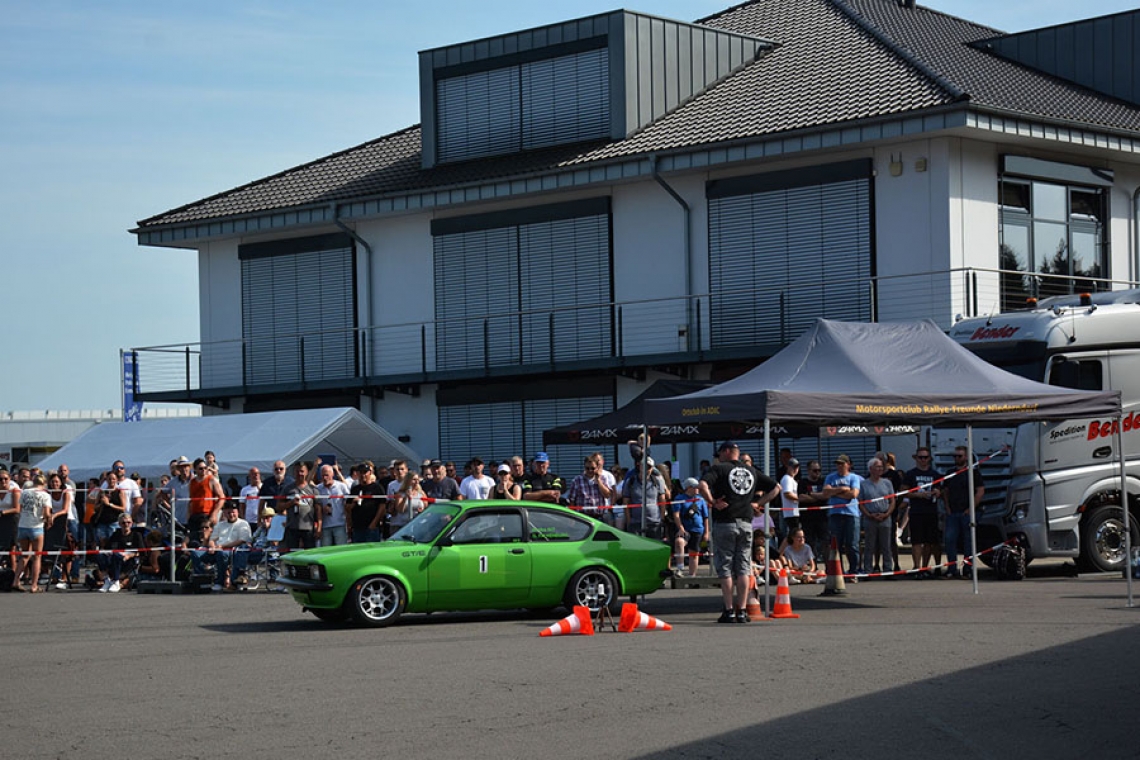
[16,474,53,592]
[389,471,426,532]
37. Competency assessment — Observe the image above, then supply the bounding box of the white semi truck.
[941,289,1140,572]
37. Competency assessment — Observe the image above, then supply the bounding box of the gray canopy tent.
[645,319,1127,600]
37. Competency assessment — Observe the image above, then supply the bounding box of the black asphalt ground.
[2,565,1136,759]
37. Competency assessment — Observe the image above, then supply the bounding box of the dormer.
[419,9,774,168]
[971,9,1140,108]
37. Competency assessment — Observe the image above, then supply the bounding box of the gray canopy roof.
[36,407,419,482]
[645,320,1121,426]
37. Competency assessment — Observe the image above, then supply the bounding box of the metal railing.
[129,268,1136,398]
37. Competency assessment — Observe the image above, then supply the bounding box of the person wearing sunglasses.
[903,447,943,579]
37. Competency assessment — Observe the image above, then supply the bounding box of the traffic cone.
[770,567,800,619]
[820,536,848,597]
[618,603,672,632]
[539,606,595,637]
[745,574,767,620]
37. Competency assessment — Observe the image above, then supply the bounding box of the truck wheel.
[1080,506,1138,573]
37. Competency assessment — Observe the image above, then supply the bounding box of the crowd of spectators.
[0,440,982,596]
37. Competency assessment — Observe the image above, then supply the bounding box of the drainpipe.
[651,155,693,340]
[1132,186,1140,285]
[331,203,375,391]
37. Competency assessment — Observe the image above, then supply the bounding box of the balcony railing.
[129,268,1135,400]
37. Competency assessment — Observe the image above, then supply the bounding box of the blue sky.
[1,0,1134,412]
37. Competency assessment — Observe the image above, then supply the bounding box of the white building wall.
[198,239,243,390]
[612,180,693,355]
[1108,164,1140,286]
[358,215,434,376]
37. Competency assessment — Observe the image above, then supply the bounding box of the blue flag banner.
[122,351,143,422]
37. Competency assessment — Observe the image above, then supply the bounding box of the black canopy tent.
[644,319,1127,599]
[543,380,915,448]
[644,320,1120,427]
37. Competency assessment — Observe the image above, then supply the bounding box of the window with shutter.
[435,48,610,163]
[433,200,612,372]
[240,236,355,386]
[708,165,872,348]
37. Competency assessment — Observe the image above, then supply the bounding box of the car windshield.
[388,504,460,544]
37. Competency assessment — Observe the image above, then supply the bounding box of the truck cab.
[945,290,1140,572]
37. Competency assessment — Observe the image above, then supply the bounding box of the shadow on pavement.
[633,624,1140,759]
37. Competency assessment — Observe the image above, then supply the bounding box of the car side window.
[450,511,524,545]
[527,510,591,542]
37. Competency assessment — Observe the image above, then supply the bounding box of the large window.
[432,199,612,372]
[707,160,873,348]
[435,46,609,163]
[240,234,356,386]
[999,156,1110,310]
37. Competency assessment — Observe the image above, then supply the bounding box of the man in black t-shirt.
[700,441,780,624]
[423,460,462,502]
[903,447,943,578]
[348,461,386,543]
[95,513,145,592]
[943,446,985,578]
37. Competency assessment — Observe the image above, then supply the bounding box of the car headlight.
[308,564,326,582]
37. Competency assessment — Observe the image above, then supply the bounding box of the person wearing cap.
[522,453,563,504]
[490,463,522,500]
[671,478,710,577]
[347,461,386,542]
[423,460,461,501]
[700,441,780,623]
[822,454,862,578]
[565,453,613,518]
[618,455,668,538]
[459,458,495,500]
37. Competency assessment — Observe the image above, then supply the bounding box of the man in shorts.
[700,442,780,623]
[903,447,943,578]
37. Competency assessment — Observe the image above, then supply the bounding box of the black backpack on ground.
[993,543,1026,580]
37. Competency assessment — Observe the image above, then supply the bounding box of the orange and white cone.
[618,602,672,632]
[820,536,848,597]
[745,574,767,620]
[770,567,800,619]
[539,606,595,637]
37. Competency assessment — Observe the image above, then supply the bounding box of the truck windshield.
[964,343,1046,382]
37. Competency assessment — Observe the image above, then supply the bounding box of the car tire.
[310,608,348,623]
[347,575,406,627]
[564,567,620,614]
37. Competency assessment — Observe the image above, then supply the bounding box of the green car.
[278,500,671,626]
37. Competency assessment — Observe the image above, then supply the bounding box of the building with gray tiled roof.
[131,0,1140,473]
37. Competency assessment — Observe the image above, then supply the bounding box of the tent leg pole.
[1117,419,1133,608]
[967,424,979,595]
[763,418,771,618]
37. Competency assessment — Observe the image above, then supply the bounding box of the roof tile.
[137,0,1140,231]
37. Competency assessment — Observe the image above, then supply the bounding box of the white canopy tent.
[36,407,419,481]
